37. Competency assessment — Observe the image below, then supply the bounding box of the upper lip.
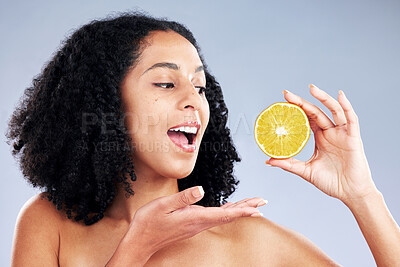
[168,121,201,133]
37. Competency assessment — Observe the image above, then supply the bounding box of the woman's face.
[120,30,210,180]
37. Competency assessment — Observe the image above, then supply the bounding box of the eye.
[154,83,175,89]
[154,83,206,95]
[195,86,206,95]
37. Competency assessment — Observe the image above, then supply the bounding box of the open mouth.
[185,132,195,145]
[167,123,200,152]
[167,130,196,144]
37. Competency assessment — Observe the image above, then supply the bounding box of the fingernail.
[251,212,264,217]
[265,161,275,167]
[192,186,204,198]
[339,90,345,97]
[283,90,290,95]
[257,199,268,207]
[310,84,321,91]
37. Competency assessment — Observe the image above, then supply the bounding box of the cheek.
[124,102,171,145]
[202,100,210,128]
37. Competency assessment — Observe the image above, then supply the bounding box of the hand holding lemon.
[255,84,378,204]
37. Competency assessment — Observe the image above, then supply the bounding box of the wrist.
[106,228,157,266]
[342,188,383,212]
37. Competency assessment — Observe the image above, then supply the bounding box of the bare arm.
[267,85,400,265]
[103,186,265,266]
[344,191,400,266]
[105,233,154,266]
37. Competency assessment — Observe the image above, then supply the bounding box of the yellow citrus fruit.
[254,102,311,159]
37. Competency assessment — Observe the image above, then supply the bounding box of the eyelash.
[154,83,206,94]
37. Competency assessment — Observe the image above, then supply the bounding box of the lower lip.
[167,133,197,153]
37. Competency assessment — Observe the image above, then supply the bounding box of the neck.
[105,170,179,222]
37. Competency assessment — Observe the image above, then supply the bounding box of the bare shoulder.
[224,216,342,266]
[11,192,65,266]
[16,192,67,228]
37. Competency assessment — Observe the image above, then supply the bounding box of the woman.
[7,12,400,266]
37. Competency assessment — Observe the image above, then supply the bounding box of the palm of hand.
[268,85,376,202]
[307,126,373,200]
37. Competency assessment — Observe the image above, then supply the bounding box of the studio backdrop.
[1,1,399,266]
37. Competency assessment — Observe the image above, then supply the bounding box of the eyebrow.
[141,62,204,76]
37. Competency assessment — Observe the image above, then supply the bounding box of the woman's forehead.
[143,30,193,49]
[137,31,203,71]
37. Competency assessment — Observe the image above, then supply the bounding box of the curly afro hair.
[6,12,241,225]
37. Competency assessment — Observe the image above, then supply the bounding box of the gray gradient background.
[1,0,399,266]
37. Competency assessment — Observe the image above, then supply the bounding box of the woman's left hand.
[267,84,378,204]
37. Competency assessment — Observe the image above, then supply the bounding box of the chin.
[163,150,200,176]
[161,161,196,179]
[171,168,195,179]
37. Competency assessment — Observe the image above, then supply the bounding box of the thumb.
[165,186,205,212]
[267,158,310,183]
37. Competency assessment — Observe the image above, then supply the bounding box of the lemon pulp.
[254,102,311,159]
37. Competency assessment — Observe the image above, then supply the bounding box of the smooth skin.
[11,30,400,266]
[266,86,400,266]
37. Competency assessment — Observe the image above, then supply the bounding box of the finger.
[268,157,311,183]
[338,90,360,137]
[309,84,347,126]
[227,198,251,207]
[283,89,334,130]
[202,207,263,226]
[228,198,268,208]
[220,202,235,209]
[163,186,205,213]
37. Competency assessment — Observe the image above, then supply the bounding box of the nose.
[177,81,202,111]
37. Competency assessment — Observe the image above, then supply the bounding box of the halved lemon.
[254,102,311,159]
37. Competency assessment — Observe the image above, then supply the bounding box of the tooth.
[169,126,198,134]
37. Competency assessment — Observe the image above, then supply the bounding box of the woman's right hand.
[126,186,265,260]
